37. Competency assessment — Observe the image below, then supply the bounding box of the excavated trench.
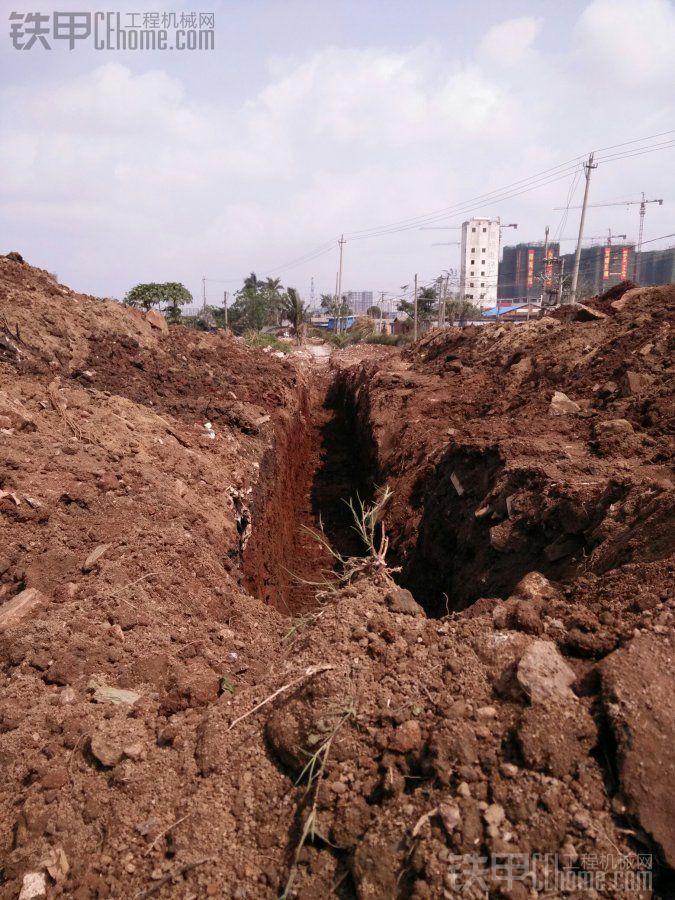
[242,373,376,615]
[241,366,556,620]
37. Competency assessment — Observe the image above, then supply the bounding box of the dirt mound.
[592,278,639,309]
[0,258,673,898]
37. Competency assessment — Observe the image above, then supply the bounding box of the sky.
[1,0,674,307]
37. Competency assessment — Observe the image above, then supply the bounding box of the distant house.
[482,302,541,321]
[391,316,413,335]
[325,315,355,332]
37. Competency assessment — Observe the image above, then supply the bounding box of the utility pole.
[379,290,385,333]
[570,153,597,305]
[537,225,550,319]
[413,273,418,342]
[202,276,207,313]
[634,193,663,282]
[442,272,450,327]
[223,290,228,329]
[336,235,345,334]
[557,258,566,305]
[435,276,443,328]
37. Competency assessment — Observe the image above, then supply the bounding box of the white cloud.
[0,0,673,302]
[573,0,675,87]
[478,16,543,66]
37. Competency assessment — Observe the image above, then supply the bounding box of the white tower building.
[459,217,501,309]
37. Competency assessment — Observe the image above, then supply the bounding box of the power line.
[640,233,675,245]
[202,130,674,284]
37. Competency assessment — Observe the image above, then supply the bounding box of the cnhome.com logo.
[9,11,215,51]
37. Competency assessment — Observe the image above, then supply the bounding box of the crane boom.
[554,195,663,281]
[553,198,663,210]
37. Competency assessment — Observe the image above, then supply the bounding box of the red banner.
[527,249,535,288]
[603,247,611,281]
[544,248,554,289]
[621,248,629,279]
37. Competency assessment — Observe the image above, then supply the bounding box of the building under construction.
[639,246,675,286]
[498,242,560,300]
[559,243,636,298]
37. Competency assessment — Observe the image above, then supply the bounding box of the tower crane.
[554,194,663,280]
[557,230,627,244]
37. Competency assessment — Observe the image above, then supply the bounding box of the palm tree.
[282,288,308,340]
[243,272,260,291]
[263,277,283,294]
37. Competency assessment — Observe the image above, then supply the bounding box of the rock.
[624,370,653,395]
[19,872,47,900]
[385,588,425,617]
[41,846,69,884]
[89,677,140,706]
[145,309,169,334]
[90,733,124,768]
[601,633,675,867]
[0,391,36,431]
[517,702,596,777]
[483,803,505,827]
[82,543,110,573]
[509,571,560,604]
[595,418,634,435]
[123,742,144,760]
[597,380,618,397]
[512,601,544,635]
[41,766,69,789]
[516,640,576,704]
[543,536,580,561]
[263,706,307,775]
[549,391,580,416]
[438,801,461,834]
[450,472,464,496]
[570,303,607,321]
[489,520,525,552]
[0,588,47,631]
[391,720,422,753]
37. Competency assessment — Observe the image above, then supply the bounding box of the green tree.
[230,288,269,331]
[366,305,382,318]
[243,272,261,291]
[349,316,376,340]
[445,299,482,324]
[398,284,438,327]
[124,282,192,320]
[282,287,309,338]
[229,273,285,332]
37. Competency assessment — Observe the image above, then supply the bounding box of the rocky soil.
[0,256,673,899]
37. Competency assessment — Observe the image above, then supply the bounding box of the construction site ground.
[0,255,673,899]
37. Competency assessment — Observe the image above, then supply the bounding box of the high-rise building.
[498,242,560,300]
[344,291,374,314]
[639,246,675,286]
[459,218,501,308]
[559,244,635,297]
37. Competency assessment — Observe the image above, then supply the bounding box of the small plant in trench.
[280,703,357,899]
[295,485,398,601]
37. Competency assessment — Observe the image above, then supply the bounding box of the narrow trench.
[242,374,375,615]
[241,371,585,620]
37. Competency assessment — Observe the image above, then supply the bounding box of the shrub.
[243,330,291,354]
